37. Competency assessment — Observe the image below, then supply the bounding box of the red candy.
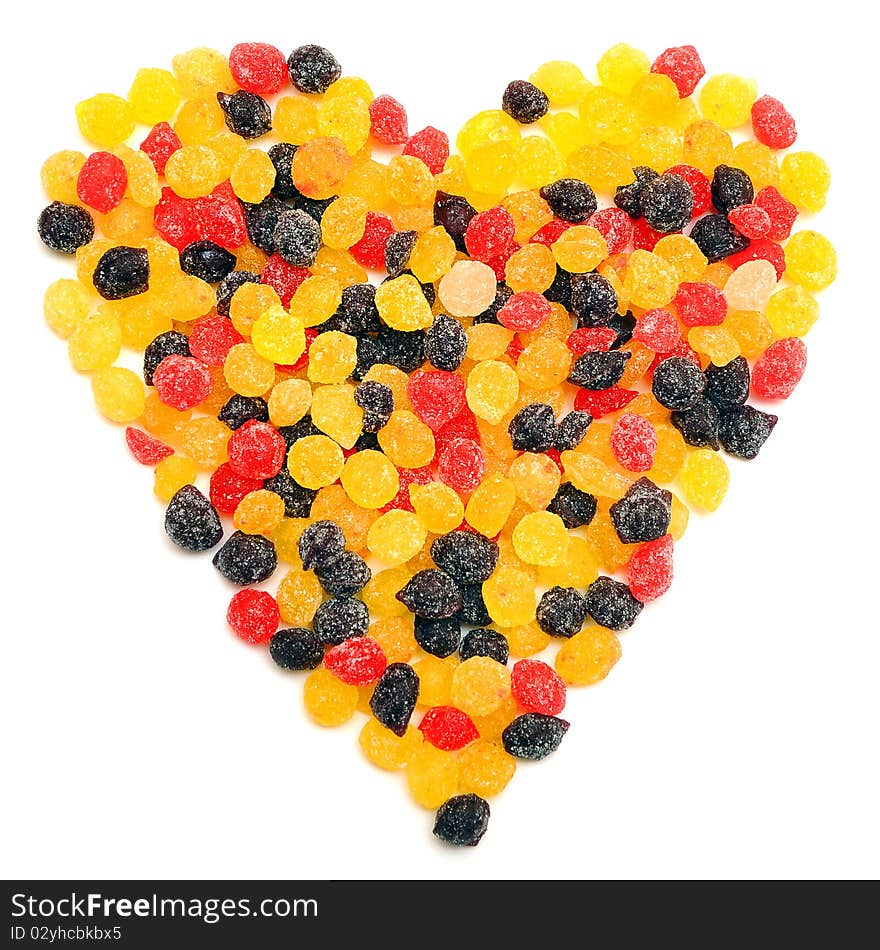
[610,413,657,472]
[260,254,310,306]
[586,208,632,255]
[726,238,786,280]
[226,420,286,479]
[418,706,479,751]
[209,462,264,514]
[666,164,712,217]
[228,42,288,96]
[350,211,394,270]
[407,370,466,431]
[498,291,551,331]
[140,122,181,176]
[437,405,481,448]
[574,386,638,417]
[751,95,797,150]
[627,535,674,602]
[381,466,432,513]
[674,281,727,327]
[403,126,449,175]
[277,327,317,374]
[324,637,387,686]
[633,308,681,352]
[751,338,807,399]
[226,589,279,645]
[567,327,617,354]
[465,206,516,261]
[650,45,706,98]
[125,427,173,466]
[631,217,667,251]
[188,314,244,366]
[154,184,248,251]
[511,660,566,716]
[754,187,798,241]
[728,204,772,240]
[438,437,485,493]
[153,355,213,410]
[369,94,409,145]
[530,218,571,248]
[76,151,127,214]
[505,334,524,363]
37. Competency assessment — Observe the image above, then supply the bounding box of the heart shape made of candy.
[38,40,836,848]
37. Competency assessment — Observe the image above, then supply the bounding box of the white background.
[2,0,878,881]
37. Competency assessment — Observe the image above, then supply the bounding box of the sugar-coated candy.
[269,627,324,671]
[370,662,420,736]
[433,794,490,847]
[164,485,223,551]
[40,39,833,846]
[502,713,569,760]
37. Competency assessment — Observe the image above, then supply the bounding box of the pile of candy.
[39,40,835,847]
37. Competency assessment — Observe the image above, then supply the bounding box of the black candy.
[425,314,468,372]
[568,350,631,389]
[269,628,324,671]
[433,794,490,847]
[315,550,371,596]
[164,485,223,552]
[213,531,277,585]
[502,80,550,124]
[396,570,462,619]
[313,597,369,646]
[640,173,694,233]
[508,403,558,453]
[287,44,341,94]
[705,357,750,409]
[263,470,316,518]
[179,240,236,283]
[547,483,597,529]
[298,520,346,570]
[217,90,272,139]
[689,213,750,262]
[671,397,721,449]
[274,208,321,267]
[711,164,754,215]
[38,201,94,253]
[92,246,149,300]
[217,394,269,430]
[502,714,570,760]
[652,356,706,411]
[540,178,597,222]
[718,405,777,460]
[370,663,419,736]
[536,587,588,638]
[143,330,191,386]
[584,576,643,631]
[414,616,462,658]
[459,628,510,664]
[430,532,499,585]
[609,478,672,544]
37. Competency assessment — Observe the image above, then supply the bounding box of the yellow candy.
[44,279,91,339]
[360,719,423,770]
[233,490,285,535]
[483,565,536,628]
[41,150,86,204]
[406,745,459,809]
[287,435,345,489]
[378,410,435,468]
[153,455,197,502]
[375,274,434,331]
[341,450,399,509]
[91,367,145,423]
[409,482,465,535]
[466,360,519,425]
[765,286,819,338]
[363,568,412,620]
[310,384,363,448]
[318,92,371,155]
[75,94,135,147]
[268,378,313,427]
[779,152,831,213]
[784,231,837,291]
[414,655,459,708]
[505,621,551,659]
[409,227,457,283]
[555,626,622,686]
[597,42,650,95]
[551,225,608,273]
[504,243,557,293]
[465,475,517,537]
[457,741,516,798]
[529,61,589,106]
[223,343,275,397]
[623,250,679,308]
[277,568,325,626]
[171,47,236,99]
[230,149,277,203]
[164,145,223,199]
[512,511,569,567]
[303,669,359,728]
[699,74,757,128]
[367,510,426,566]
[450,656,512,717]
[679,449,730,511]
[307,331,358,384]
[127,68,179,124]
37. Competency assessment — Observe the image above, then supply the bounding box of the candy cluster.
[38,41,835,847]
